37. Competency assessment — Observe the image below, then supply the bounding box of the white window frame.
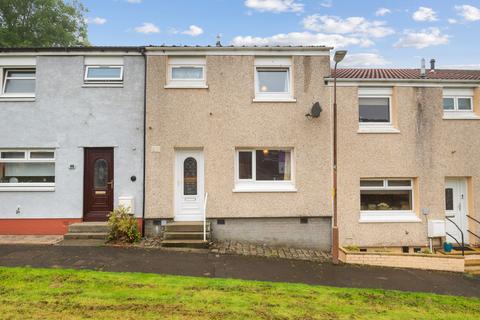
[359,178,420,223]
[357,87,399,133]
[165,57,207,88]
[254,57,294,102]
[0,149,55,192]
[84,65,124,82]
[233,148,296,192]
[442,88,479,120]
[1,68,36,98]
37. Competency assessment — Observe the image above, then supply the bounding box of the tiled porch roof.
[331,68,480,81]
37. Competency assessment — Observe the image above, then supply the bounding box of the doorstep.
[0,235,63,245]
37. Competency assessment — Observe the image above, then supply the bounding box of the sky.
[82,0,480,69]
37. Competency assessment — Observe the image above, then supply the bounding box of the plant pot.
[443,242,453,253]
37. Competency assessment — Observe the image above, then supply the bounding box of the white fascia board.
[0,57,36,66]
[146,47,331,56]
[84,56,124,65]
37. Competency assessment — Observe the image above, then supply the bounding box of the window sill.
[252,98,297,103]
[0,96,35,102]
[233,184,297,193]
[82,83,123,88]
[164,84,208,89]
[359,212,421,223]
[442,112,480,120]
[357,126,400,134]
[0,186,55,192]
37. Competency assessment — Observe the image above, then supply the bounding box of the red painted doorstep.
[0,218,144,235]
[0,219,82,235]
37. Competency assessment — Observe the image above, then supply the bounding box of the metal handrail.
[466,215,480,244]
[203,192,208,241]
[445,216,464,256]
[467,230,480,241]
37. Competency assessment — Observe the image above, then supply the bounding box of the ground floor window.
[0,149,55,191]
[234,148,295,192]
[359,178,419,223]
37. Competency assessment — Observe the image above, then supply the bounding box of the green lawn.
[0,267,478,319]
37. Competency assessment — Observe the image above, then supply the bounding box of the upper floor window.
[442,88,478,119]
[84,66,123,83]
[166,56,207,88]
[358,87,398,133]
[83,56,124,87]
[0,149,55,192]
[2,69,36,97]
[254,57,293,102]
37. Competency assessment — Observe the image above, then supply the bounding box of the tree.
[0,0,89,47]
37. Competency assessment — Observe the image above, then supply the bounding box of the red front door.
[83,148,114,221]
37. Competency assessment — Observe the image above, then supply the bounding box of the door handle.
[107,181,113,188]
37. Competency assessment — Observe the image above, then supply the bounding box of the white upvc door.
[445,178,468,245]
[174,150,204,221]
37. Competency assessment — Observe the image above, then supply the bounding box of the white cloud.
[134,22,160,34]
[320,0,332,8]
[443,64,480,70]
[302,15,394,38]
[181,25,204,36]
[126,0,142,3]
[340,53,390,67]
[455,4,480,21]
[375,8,391,17]
[394,28,449,49]
[244,0,304,13]
[412,7,438,22]
[231,31,373,48]
[86,17,107,25]
[448,18,458,24]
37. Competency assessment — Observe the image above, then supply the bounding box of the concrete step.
[465,265,480,272]
[465,259,480,266]
[68,222,109,233]
[161,239,209,249]
[56,239,106,247]
[63,232,108,240]
[163,231,208,240]
[164,222,209,233]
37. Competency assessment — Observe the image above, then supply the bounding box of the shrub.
[107,206,140,243]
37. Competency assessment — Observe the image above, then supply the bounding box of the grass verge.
[0,267,478,319]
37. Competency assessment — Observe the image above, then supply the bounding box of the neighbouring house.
[325,63,480,253]
[144,46,333,249]
[0,47,145,235]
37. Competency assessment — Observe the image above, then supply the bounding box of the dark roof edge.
[0,46,144,53]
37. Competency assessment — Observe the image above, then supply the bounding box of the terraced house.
[0,47,145,235]
[144,46,334,249]
[0,45,479,272]
[327,63,480,261]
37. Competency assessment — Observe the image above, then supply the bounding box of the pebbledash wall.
[144,47,333,249]
[333,83,480,248]
[0,48,145,234]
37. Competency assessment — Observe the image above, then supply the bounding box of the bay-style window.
[235,148,295,192]
[359,178,420,222]
[358,87,398,133]
[254,57,293,102]
[166,56,207,88]
[0,150,55,191]
[442,88,478,119]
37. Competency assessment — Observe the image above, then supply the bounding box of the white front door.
[174,150,204,221]
[445,178,468,245]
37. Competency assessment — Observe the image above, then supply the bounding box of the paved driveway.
[0,244,478,297]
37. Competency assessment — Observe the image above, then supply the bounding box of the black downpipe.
[141,47,147,237]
